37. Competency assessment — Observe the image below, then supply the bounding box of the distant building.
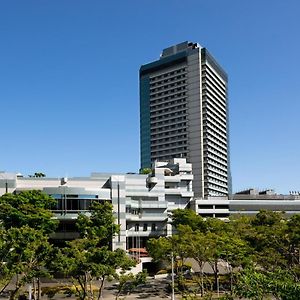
[230,188,300,216]
[140,41,231,198]
[192,188,300,218]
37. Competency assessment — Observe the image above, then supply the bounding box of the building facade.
[0,158,193,251]
[140,41,231,198]
[2,164,300,255]
[192,189,300,218]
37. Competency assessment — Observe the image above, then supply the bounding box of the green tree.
[28,173,46,178]
[180,226,207,296]
[115,270,147,300]
[0,226,53,300]
[284,214,300,273]
[147,227,192,295]
[52,201,136,300]
[76,201,119,244]
[0,190,58,234]
[234,267,300,300]
[171,209,206,232]
[248,210,287,271]
[234,267,271,300]
[0,190,58,298]
[147,236,172,263]
[139,168,152,175]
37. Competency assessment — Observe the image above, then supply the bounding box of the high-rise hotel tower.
[140,41,231,198]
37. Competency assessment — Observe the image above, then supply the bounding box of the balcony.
[126,213,168,222]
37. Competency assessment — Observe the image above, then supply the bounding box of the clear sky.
[0,0,299,194]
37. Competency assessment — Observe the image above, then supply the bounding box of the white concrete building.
[0,158,193,251]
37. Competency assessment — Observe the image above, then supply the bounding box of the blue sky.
[0,0,299,194]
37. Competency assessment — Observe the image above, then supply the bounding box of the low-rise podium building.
[0,158,193,251]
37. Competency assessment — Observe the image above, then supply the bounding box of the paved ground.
[0,277,172,300]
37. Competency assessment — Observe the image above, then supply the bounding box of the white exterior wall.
[0,158,194,251]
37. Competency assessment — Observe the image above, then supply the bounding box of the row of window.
[204,145,227,160]
[203,120,227,141]
[204,170,227,182]
[152,146,188,156]
[203,84,226,113]
[151,122,187,133]
[205,176,227,188]
[202,64,226,89]
[150,109,186,122]
[131,223,157,232]
[149,68,186,83]
[150,74,186,88]
[152,153,188,161]
[204,164,227,176]
[126,207,141,215]
[203,137,227,155]
[203,112,227,132]
[205,158,228,171]
[203,109,226,129]
[150,92,186,105]
[151,115,187,126]
[151,128,187,140]
[205,182,228,192]
[206,188,228,196]
[205,191,227,197]
[202,75,226,98]
[52,198,102,211]
[203,91,227,115]
[204,150,227,165]
[198,204,229,209]
[151,134,187,145]
[150,86,186,99]
[151,102,186,115]
[204,127,227,144]
[204,121,227,140]
[151,140,187,151]
[203,104,227,127]
[199,213,229,218]
[202,65,227,91]
[204,133,227,149]
[150,80,186,94]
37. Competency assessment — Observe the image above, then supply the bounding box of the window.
[199,213,214,218]
[135,224,139,231]
[198,205,214,209]
[151,223,157,231]
[215,205,229,209]
[143,224,148,231]
[215,213,229,218]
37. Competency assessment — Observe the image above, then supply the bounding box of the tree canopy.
[0,190,57,299]
[147,210,300,299]
[51,201,136,300]
[0,190,58,234]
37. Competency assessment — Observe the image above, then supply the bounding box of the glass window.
[143,224,148,231]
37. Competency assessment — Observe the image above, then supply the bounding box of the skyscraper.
[140,41,231,198]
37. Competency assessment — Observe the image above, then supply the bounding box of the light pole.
[171,251,175,300]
